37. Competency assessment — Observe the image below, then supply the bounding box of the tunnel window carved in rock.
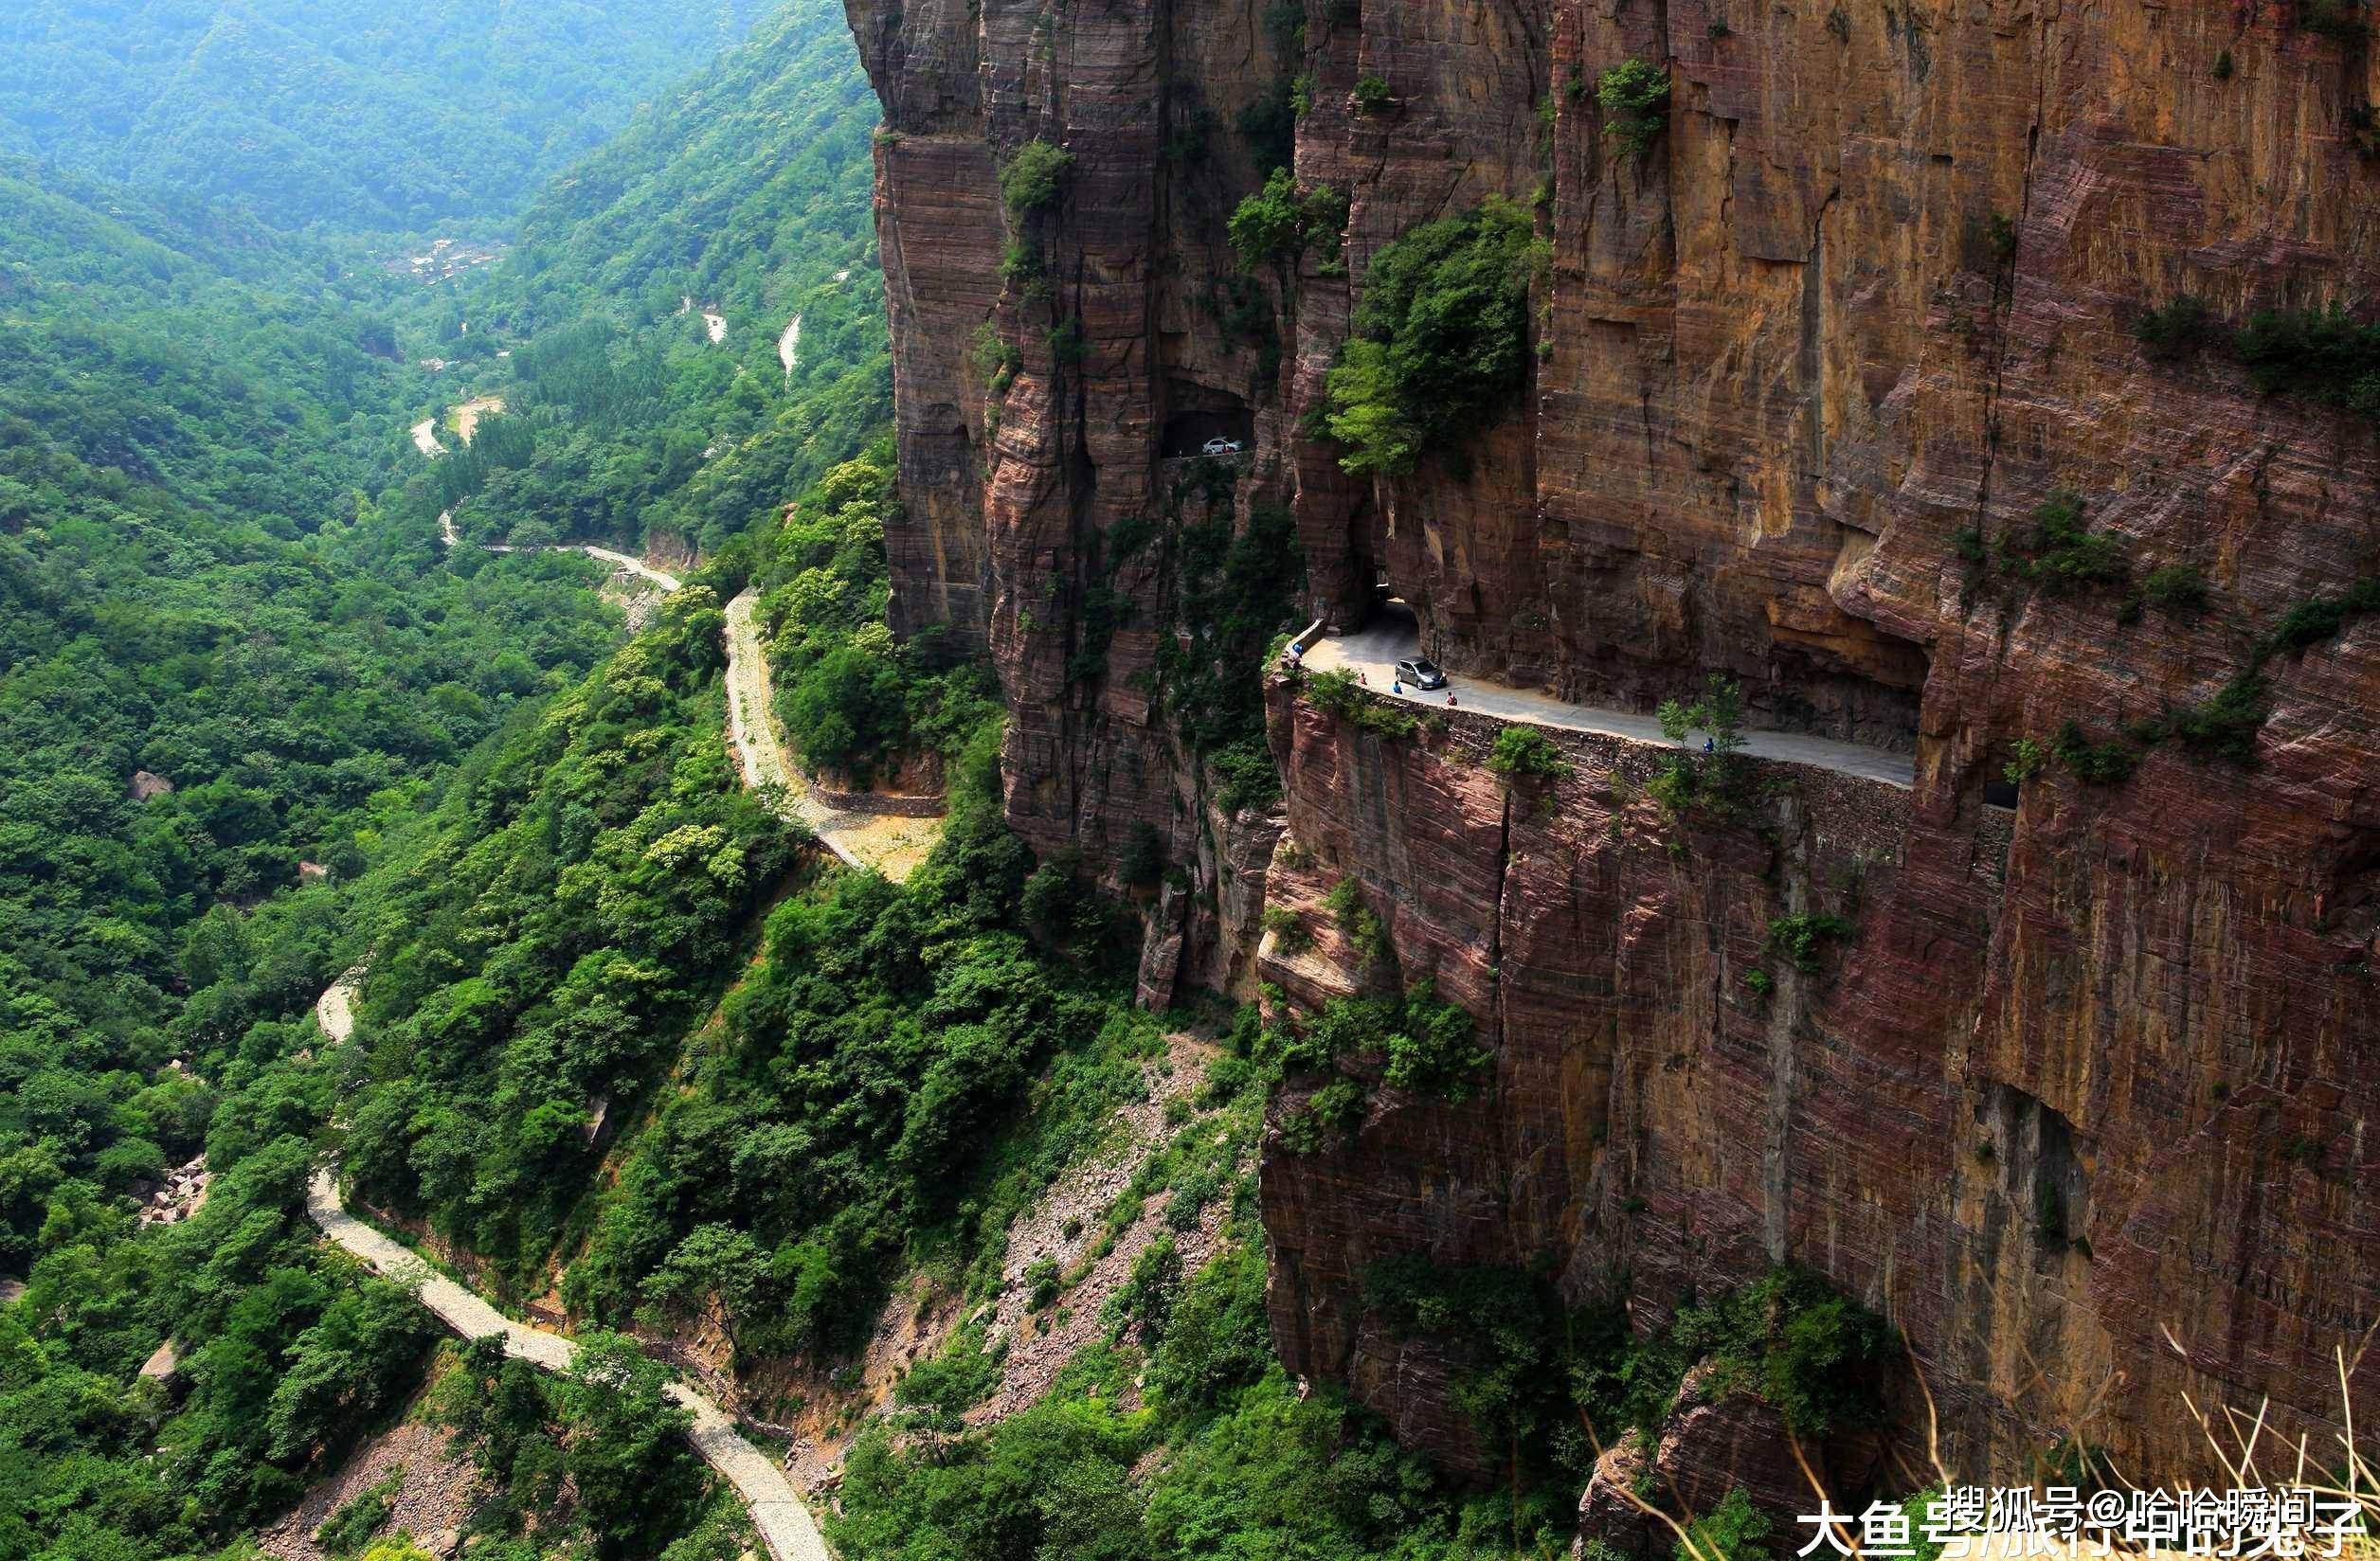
[1161,379,1253,459]
[1977,1084,2093,1266]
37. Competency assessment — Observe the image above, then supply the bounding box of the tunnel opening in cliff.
[1160,379,1253,458]
[1758,624,1932,753]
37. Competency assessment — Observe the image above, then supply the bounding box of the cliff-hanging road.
[1303,617,1918,789]
[308,981,833,1561]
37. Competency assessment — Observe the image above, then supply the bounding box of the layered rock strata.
[844,0,2380,1494]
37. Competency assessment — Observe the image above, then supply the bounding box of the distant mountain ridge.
[0,0,776,230]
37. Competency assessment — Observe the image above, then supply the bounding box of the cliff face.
[846,0,2379,1490]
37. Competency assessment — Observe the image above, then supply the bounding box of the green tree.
[1597,59,1672,157]
[1487,725,1571,782]
[1227,170,1348,270]
[557,1333,703,1558]
[1001,140,1076,220]
[1322,198,1542,474]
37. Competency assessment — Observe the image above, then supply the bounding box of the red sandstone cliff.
[844,0,2378,1499]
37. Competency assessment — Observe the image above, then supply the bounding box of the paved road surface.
[481,542,683,593]
[1304,619,1917,789]
[437,513,685,594]
[309,988,833,1561]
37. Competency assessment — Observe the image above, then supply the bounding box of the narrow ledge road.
[1302,617,1919,789]
[309,981,833,1561]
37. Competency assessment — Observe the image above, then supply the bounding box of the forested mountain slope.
[0,5,927,1555]
[0,163,621,1241]
[417,0,887,559]
[0,156,671,1559]
[0,0,775,230]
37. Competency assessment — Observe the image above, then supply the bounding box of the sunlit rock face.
[844,0,2380,1490]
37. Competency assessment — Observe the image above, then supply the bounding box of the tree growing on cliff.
[1596,59,1671,157]
[1321,197,1542,474]
[2008,489,2127,593]
[1227,168,1349,271]
[1487,725,1571,785]
[1654,675,1746,815]
[1380,979,1492,1100]
[1001,139,1076,220]
[1766,912,1853,974]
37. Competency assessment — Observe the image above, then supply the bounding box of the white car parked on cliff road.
[1202,437,1243,456]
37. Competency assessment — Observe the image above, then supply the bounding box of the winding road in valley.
[726,588,940,878]
[307,985,831,1561]
[435,521,936,875]
[293,383,962,1558]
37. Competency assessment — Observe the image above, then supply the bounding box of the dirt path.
[314,967,367,1049]
[480,541,681,593]
[778,314,802,377]
[726,588,939,880]
[431,524,927,875]
[704,310,728,345]
[308,993,832,1561]
[452,396,505,446]
[437,512,682,593]
[411,396,503,457]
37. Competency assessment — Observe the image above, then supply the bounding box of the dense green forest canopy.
[0,160,648,1560]
[0,0,775,230]
[0,0,920,1549]
[0,160,622,1256]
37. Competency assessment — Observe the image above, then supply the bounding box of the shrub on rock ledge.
[1487,724,1570,782]
[1000,139,1074,220]
[1596,58,1671,157]
[1321,196,1542,474]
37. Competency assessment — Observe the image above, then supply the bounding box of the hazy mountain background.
[0,0,776,229]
